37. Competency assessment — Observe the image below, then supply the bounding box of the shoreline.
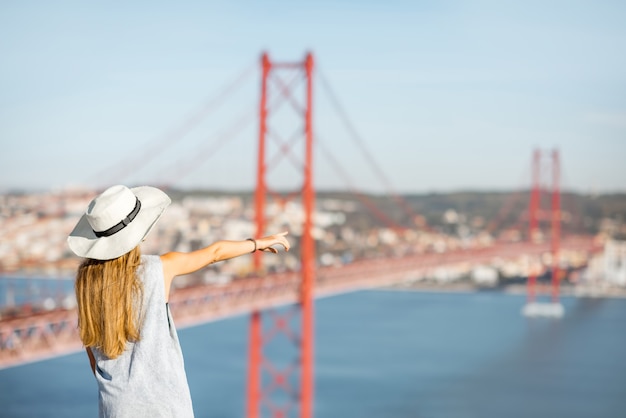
[382,281,626,299]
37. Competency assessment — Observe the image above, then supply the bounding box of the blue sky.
[1,1,625,193]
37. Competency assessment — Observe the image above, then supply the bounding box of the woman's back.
[90,255,194,418]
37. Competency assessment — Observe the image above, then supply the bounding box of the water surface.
[1,290,625,417]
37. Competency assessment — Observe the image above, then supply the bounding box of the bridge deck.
[0,238,597,369]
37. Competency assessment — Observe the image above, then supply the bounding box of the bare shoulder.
[163,252,192,283]
[159,252,177,264]
[160,252,179,278]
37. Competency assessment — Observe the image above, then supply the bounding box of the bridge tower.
[247,52,315,418]
[523,148,563,317]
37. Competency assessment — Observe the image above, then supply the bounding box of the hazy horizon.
[2,1,625,194]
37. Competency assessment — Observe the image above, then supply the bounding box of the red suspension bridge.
[0,52,601,418]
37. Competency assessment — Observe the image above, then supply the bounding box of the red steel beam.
[247,51,316,418]
[300,52,315,418]
[248,51,270,418]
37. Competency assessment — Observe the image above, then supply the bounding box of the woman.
[68,185,290,417]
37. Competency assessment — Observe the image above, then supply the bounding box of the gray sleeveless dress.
[91,255,194,417]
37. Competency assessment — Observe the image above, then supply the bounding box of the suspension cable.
[87,62,256,187]
[317,67,430,230]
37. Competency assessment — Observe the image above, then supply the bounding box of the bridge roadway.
[0,237,597,369]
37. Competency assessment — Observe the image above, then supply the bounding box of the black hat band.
[93,198,142,238]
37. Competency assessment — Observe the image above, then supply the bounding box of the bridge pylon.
[523,148,564,318]
[247,52,315,418]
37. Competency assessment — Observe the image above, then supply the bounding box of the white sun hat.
[67,185,171,260]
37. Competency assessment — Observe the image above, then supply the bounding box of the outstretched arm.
[160,232,290,298]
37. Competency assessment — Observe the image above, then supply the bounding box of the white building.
[604,240,626,286]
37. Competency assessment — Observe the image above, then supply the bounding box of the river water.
[1,289,625,417]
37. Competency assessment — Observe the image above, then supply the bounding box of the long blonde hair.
[75,246,143,359]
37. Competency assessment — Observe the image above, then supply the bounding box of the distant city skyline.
[1,1,625,194]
